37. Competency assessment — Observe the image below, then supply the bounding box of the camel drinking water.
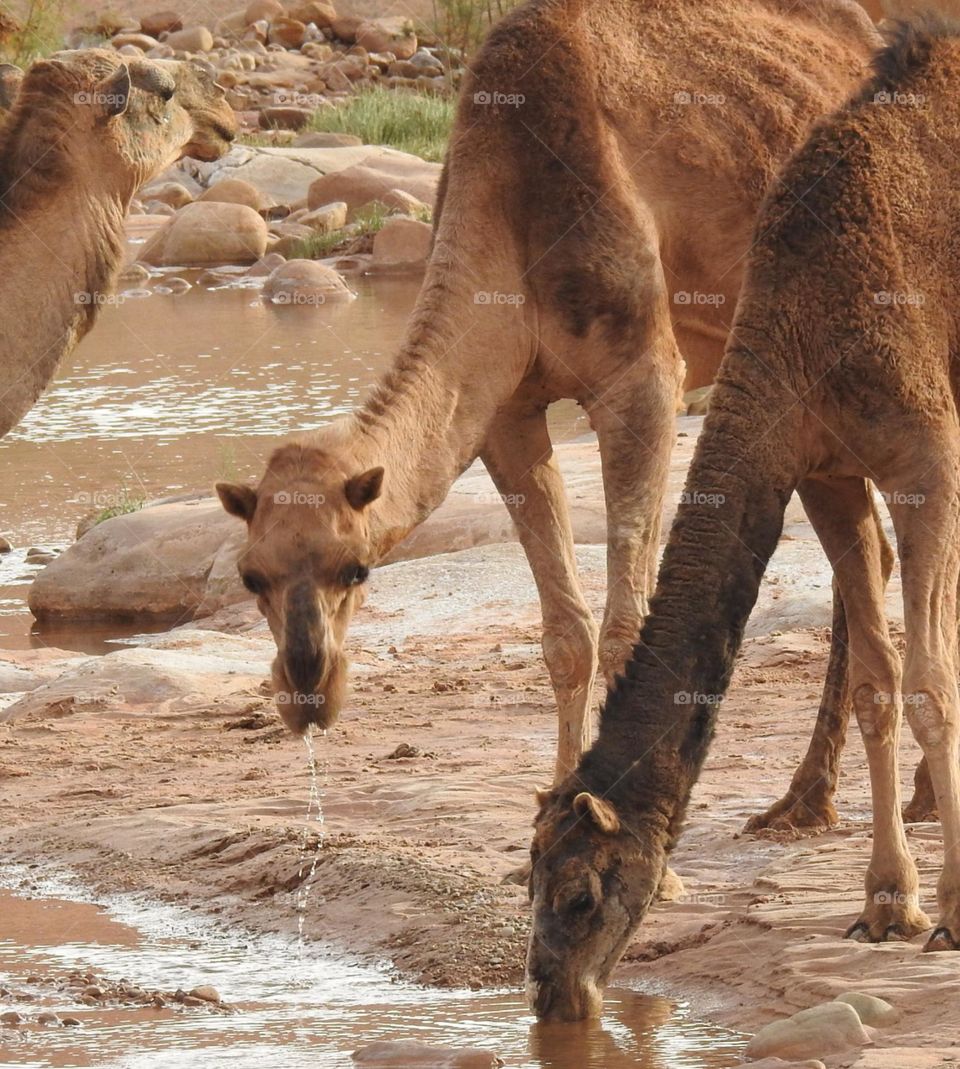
[0,48,236,441]
[217,0,880,784]
[527,16,960,1022]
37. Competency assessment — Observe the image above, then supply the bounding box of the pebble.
[188,985,221,1004]
[37,1012,60,1026]
[82,985,104,999]
[61,1017,81,1027]
[0,1011,24,1026]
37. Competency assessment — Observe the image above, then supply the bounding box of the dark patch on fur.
[284,578,323,693]
[863,13,960,101]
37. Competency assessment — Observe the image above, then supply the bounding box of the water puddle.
[0,866,744,1069]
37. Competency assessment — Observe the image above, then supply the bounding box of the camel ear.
[216,482,257,522]
[573,792,620,835]
[345,467,384,510]
[96,64,131,118]
[534,786,553,809]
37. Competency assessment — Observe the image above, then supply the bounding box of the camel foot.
[743,787,838,836]
[656,866,684,902]
[923,926,960,952]
[502,859,531,887]
[844,896,931,943]
[902,787,939,823]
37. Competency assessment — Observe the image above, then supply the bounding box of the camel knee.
[542,615,598,693]
[904,689,958,750]
[852,681,901,740]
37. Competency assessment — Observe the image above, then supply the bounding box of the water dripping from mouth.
[296,726,326,956]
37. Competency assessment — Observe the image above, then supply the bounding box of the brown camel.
[217,0,879,783]
[0,48,236,441]
[527,15,960,1022]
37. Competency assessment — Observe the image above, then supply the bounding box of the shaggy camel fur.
[0,49,236,441]
[527,17,960,1022]
[218,0,878,782]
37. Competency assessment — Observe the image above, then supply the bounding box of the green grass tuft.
[308,86,454,163]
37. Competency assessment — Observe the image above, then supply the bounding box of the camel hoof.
[501,860,531,887]
[743,795,838,837]
[902,801,939,824]
[845,921,872,943]
[923,927,960,952]
[883,924,913,943]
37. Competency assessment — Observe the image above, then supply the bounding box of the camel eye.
[343,564,369,587]
[568,892,594,915]
[241,571,267,595]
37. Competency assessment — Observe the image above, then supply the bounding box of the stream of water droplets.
[296,727,326,955]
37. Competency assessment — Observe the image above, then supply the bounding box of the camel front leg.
[890,482,960,951]
[480,404,598,783]
[587,354,680,685]
[801,477,928,941]
[746,483,893,834]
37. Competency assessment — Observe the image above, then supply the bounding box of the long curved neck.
[580,365,803,841]
[346,186,533,561]
[0,128,132,439]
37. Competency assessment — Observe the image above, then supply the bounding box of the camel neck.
[580,369,801,841]
[344,215,533,561]
[0,184,129,438]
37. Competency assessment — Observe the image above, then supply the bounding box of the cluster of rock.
[72,2,456,134]
[124,141,438,274]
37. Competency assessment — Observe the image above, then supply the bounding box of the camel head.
[8,49,234,193]
[526,782,666,1022]
[217,440,384,734]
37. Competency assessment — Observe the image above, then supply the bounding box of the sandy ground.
[2,424,959,1067]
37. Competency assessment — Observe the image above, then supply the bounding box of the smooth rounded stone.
[61,1016,81,1026]
[268,15,306,48]
[370,217,432,272]
[188,985,221,1004]
[0,536,11,553]
[245,0,283,24]
[355,18,417,60]
[743,1060,826,1069]
[140,202,268,266]
[199,177,271,212]
[307,155,441,216]
[380,188,429,216]
[245,251,286,277]
[288,0,336,28]
[330,13,363,42]
[82,985,105,999]
[263,258,353,305]
[143,201,178,217]
[156,276,192,294]
[146,43,176,59]
[140,180,194,209]
[111,32,161,50]
[116,44,146,56]
[165,25,214,51]
[293,131,362,148]
[36,1011,60,1026]
[744,1003,871,1063]
[260,105,312,131]
[26,546,57,564]
[300,200,347,233]
[352,1041,500,1068]
[834,992,899,1027]
[0,1011,24,1025]
[409,49,443,70]
[140,10,183,37]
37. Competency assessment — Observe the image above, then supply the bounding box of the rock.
[268,14,306,47]
[83,985,104,999]
[380,188,430,216]
[140,180,194,208]
[684,383,714,415]
[287,0,336,27]
[743,1060,826,1069]
[299,200,347,233]
[352,1042,500,1068]
[199,177,270,212]
[155,276,192,295]
[111,31,161,50]
[61,1016,81,1026]
[834,992,899,1027]
[139,10,183,37]
[409,49,443,71]
[0,1011,24,1026]
[293,131,362,148]
[188,985,221,1004]
[245,0,283,24]
[307,155,441,216]
[370,217,432,271]
[164,25,214,51]
[744,1003,871,1063]
[26,546,57,564]
[140,202,268,266]
[260,105,312,131]
[0,536,11,553]
[263,258,353,305]
[245,251,287,276]
[355,20,416,60]
[36,1012,60,1026]
[330,13,363,42]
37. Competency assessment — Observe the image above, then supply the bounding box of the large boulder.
[139,10,183,36]
[139,202,268,266]
[164,25,214,51]
[307,155,441,216]
[370,217,432,271]
[198,177,271,212]
[262,259,354,305]
[745,1003,872,1063]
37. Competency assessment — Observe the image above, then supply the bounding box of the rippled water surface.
[0,869,744,1069]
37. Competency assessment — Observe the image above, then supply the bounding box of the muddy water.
[0,273,589,648]
[0,870,744,1069]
